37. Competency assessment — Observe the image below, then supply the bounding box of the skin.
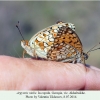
[0,55,100,90]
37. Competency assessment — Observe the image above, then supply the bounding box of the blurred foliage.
[0,1,100,67]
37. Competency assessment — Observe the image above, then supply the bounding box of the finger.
[25,59,87,90]
[84,65,100,90]
[22,59,100,90]
[0,56,86,90]
[1,56,100,90]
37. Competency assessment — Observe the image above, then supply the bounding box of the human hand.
[0,55,100,90]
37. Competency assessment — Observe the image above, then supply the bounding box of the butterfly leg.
[34,53,38,59]
[33,49,38,59]
[83,57,85,65]
[22,50,26,58]
[72,56,79,63]
[81,54,85,64]
[72,57,76,63]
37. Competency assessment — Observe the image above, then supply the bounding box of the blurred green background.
[0,1,100,67]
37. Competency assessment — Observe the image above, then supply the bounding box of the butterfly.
[16,21,99,64]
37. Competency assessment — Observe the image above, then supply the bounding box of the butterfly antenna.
[87,42,100,53]
[88,47,100,52]
[16,21,25,41]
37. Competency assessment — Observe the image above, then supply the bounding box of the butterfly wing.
[28,22,83,62]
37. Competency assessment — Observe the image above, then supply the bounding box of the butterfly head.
[82,42,100,62]
[83,52,89,60]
